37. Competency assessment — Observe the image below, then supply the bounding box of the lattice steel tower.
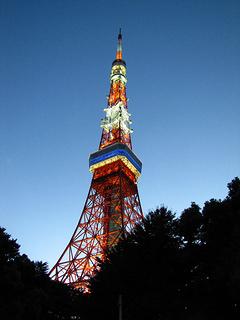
[49,30,143,290]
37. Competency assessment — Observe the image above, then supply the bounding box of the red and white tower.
[49,30,143,290]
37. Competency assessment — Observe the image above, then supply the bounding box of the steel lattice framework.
[49,30,144,290]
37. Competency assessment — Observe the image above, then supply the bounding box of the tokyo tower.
[49,30,144,290]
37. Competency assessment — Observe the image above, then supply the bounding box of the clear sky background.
[1,0,239,268]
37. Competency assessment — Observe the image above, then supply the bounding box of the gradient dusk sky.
[1,0,239,268]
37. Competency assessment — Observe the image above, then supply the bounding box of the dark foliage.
[1,177,240,320]
[0,227,87,320]
[84,177,240,320]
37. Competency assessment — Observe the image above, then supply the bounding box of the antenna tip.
[118,28,122,39]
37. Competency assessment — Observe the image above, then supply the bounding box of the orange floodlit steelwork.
[49,30,144,291]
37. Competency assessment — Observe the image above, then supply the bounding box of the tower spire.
[100,28,131,150]
[116,28,122,60]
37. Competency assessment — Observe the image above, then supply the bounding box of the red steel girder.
[49,163,143,290]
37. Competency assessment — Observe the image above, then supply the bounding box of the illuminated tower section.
[99,30,131,150]
[49,31,143,290]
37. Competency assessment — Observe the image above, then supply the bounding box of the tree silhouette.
[1,177,240,320]
[86,177,240,320]
[0,227,84,319]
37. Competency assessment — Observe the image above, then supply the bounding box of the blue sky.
[1,0,239,267]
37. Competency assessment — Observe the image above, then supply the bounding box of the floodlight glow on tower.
[49,31,144,291]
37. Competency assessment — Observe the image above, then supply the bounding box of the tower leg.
[49,166,143,290]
